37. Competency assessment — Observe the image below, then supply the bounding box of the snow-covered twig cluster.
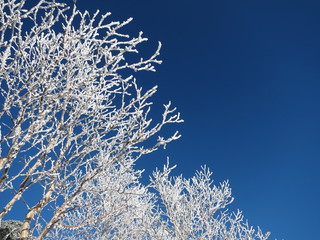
[0,1,269,239]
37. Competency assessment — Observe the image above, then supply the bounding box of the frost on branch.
[0,0,181,238]
[149,164,270,240]
[46,162,270,240]
[0,0,270,239]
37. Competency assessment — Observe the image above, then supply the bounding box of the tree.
[0,0,270,239]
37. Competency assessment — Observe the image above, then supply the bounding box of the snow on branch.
[0,1,270,239]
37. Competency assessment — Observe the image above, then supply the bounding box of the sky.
[75,0,320,239]
[2,0,318,239]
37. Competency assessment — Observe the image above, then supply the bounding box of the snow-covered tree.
[0,0,270,239]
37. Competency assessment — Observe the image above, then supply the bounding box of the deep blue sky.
[82,0,319,239]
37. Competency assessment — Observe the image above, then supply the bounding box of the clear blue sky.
[76,0,320,239]
[75,0,320,239]
[54,0,320,239]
